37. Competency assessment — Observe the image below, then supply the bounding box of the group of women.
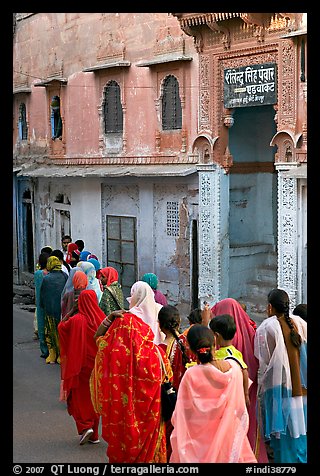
[34,250,307,464]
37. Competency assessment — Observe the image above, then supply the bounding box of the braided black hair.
[158,305,189,366]
[268,288,302,348]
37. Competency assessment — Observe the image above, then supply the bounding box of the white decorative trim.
[277,172,298,309]
[198,164,221,304]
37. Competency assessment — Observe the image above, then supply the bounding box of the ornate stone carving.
[179,23,203,53]
[199,55,210,130]
[198,164,222,303]
[222,146,233,174]
[277,174,297,308]
[154,27,185,55]
[199,90,210,129]
[181,129,187,153]
[206,21,230,49]
[223,114,234,128]
[155,131,161,152]
[278,41,296,129]
[97,32,125,62]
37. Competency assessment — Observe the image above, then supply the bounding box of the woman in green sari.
[98,267,125,315]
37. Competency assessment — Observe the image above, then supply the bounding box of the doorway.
[297,178,307,303]
[191,220,199,309]
[228,105,277,298]
[106,215,137,301]
[22,189,34,273]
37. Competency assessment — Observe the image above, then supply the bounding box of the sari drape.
[99,267,125,315]
[40,268,68,363]
[254,315,307,463]
[34,268,49,357]
[169,360,257,463]
[90,312,168,463]
[58,290,105,438]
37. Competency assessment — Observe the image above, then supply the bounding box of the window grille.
[162,75,182,130]
[166,201,179,237]
[103,80,123,133]
[18,103,28,140]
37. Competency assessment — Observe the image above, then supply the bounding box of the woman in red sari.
[157,305,197,460]
[210,297,269,463]
[58,289,105,445]
[90,310,172,463]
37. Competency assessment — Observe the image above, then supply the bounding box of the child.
[209,313,250,408]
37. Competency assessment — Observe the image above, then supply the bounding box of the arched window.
[50,95,63,140]
[103,80,123,133]
[18,103,28,140]
[162,75,182,130]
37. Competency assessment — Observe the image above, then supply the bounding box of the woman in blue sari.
[34,252,50,358]
[254,288,307,463]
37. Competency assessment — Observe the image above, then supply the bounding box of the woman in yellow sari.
[90,310,172,463]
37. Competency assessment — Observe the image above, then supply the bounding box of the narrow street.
[13,303,108,464]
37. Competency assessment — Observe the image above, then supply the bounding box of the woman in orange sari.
[90,310,172,463]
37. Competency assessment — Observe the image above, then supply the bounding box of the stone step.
[256,266,277,283]
[266,256,277,267]
[13,284,35,297]
[246,280,277,299]
[18,303,36,313]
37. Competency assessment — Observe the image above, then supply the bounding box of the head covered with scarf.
[79,250,91,261]
[77,261,103,302]
[99,266,119,286]
[66,243,80,264]
[60,268,89,319]
[127,281,163,344]
[47,255,62,272]
[141,273,158,290]
[87,258,101,272]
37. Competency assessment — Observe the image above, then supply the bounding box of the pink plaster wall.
[13,13,198,161]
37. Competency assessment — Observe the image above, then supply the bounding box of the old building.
[172,13,307,317]
[13,13,307,321]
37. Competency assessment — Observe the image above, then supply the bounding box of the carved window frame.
[161,74,182,131]
[103,80,123,133]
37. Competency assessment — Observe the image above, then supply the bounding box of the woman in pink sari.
[210,298,269,463]
[170,324,256,463]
